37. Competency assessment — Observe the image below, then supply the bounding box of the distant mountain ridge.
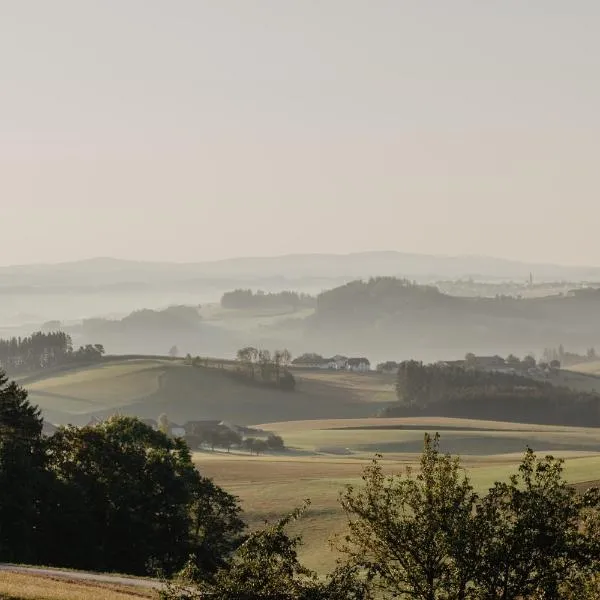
[1,252,600,286]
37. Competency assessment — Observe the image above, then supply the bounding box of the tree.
[522,354,537,370]
[475,450,600,600]
[464,352,477,368]
[189,477,246,576]
[0,372,46,563]
[339,434,479,600]
[158,413,170,435]
[236,346,258,379]
[169,345,179,358]
[280,349,292,368]
[45,417,200,574]
[43,416,245,577]
[339,436,600,600]
[221,429,242,453]
[506,353,521,368]
[279,370,296,391]
[243,437,256,455]
[161,503,370,600]
[292,353,324,365]
[253,439,268,456]
[258,349,272,380]
[267,434,285,451]
[273,350,283,383]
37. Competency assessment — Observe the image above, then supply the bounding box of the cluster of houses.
[138,417,271,444]
[292,354,371,372]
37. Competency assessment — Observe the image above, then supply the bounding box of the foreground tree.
[475,452,600,600]
[161,503,371,600]
[339,435,600,600]
[339,434,479,600]
[0,372,47,563]
[44,416,244,576]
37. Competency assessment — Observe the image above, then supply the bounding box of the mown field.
[0,572,152,600]
[196,416,600,574]
[18,360,395,426]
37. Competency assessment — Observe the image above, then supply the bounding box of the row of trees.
[543,345,597,367]
[0,331,105,373]
[178,419,285,455]
[162,435,600,599]
[235,346,296,390]
[0,372,244,576]
[395,360,550,407]
[388,360,600,426]
[221,289,315,310]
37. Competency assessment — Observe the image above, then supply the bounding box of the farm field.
[196,416,600,574]
[18,359,395,426]
[0,571,153,600]
[199,303,315,331]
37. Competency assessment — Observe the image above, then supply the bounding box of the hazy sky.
[1,1,599,266]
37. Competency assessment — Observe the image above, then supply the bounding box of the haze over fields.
[3,4,600,598]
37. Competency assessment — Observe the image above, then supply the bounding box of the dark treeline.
[0,331,104,374]
[221,288,315,310]
[0,371,244,576]
[384,360,600,426]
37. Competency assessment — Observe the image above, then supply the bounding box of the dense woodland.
[304,277,600,359]
[0,331,104,374]
[384,360,600,426]
[221,288,315,310]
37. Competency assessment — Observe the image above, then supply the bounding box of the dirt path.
[0,564,162,589]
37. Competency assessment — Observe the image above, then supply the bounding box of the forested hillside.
[0,331,104,374]
[304,277,600,360]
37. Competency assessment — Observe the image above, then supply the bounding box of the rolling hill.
[23,359,396,426]
[196,416,600,574]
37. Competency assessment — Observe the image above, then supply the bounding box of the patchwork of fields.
[6,359,600,579]
[22,360,396,426]
[196,416,600,574]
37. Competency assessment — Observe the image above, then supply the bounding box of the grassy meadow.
[196,416,600,574]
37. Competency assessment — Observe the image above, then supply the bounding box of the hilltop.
[3,251,600,288]
[23,358,396,426]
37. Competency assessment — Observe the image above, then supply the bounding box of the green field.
[196,416,600,574]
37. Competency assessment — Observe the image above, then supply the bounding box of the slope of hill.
[24,359,395,426]
[196,417,600,574]
[303,278,600,361]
